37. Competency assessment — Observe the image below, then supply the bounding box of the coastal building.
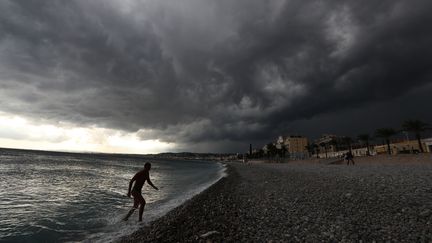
[423,138,432,153]
[313,134,377,158]
[314,134,348,158]
[276,135,309,159]
[284,135,308,154]
[328,147,376,158]
[314,134,336,146]
[374,145,389,155]
[307,135,431,158]
[374,139,429,155]
[394,140,426,153]
[275,136,285,150]
[287,136,308,160]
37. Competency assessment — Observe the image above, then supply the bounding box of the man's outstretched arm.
[147,174,158,190]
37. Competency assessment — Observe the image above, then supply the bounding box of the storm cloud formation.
[0,0,431,152]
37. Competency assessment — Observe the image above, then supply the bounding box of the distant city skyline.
[0,1,431,154]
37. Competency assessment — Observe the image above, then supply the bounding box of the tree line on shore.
[250,119,431,159]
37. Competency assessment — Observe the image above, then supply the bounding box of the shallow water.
[0,149,224,242]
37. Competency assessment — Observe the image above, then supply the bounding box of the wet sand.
[119,159,432,242]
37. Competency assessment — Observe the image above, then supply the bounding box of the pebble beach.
[119,156,432,242]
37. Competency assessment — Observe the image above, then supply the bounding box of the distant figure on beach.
[243,154,248,164]
[345,152,355,165]
[124,162,159,222]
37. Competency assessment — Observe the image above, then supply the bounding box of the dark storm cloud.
[0,0,431,152]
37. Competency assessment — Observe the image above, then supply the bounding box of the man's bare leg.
[138,203,145,222]
[123,207,136,221]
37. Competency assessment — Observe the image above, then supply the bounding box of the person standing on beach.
[345,151,355,165]
[124,162,159,222]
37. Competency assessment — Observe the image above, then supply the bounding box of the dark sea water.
[0,149,225,242]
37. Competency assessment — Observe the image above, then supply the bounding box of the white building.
[423,138,432,153]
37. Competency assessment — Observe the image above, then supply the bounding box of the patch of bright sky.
[258,63,306,102]
[326,5,359,58]
[0,112,175,154]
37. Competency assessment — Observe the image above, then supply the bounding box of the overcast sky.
[0,0,431,153]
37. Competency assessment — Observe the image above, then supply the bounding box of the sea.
[0,148,226,243]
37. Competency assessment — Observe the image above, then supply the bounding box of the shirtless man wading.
[124,162,158,222]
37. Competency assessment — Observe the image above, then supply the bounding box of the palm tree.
[319,142,328,158]
[402,120,431,153]
[266,143,277,158]
[375,128,398,155]
[305,144,314,157]
[329,139,338,153]
[280,145,288,158]
[313,143,319,158]
[357,134,371,156]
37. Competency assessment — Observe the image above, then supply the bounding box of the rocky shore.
[119,161,432,242]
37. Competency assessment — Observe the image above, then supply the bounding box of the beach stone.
[419,209,431,217]
[200,230,220,238]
